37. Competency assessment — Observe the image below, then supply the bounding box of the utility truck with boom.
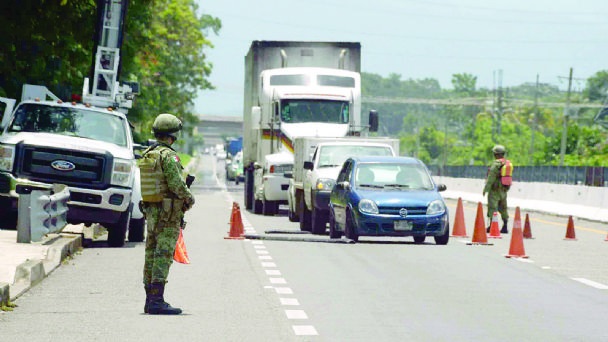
[242,40,379,213]
[0,0,142,247]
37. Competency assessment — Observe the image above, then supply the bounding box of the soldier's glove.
[183,196,195,211]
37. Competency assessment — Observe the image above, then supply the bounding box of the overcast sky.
[193,0,608,116]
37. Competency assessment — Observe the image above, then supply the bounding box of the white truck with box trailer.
[286,137,399,234]
[242,40,379,213]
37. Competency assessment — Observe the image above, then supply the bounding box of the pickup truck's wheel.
[344,210,359,242]
[329,208,341,239]
[262,200,276,216]
[311,208,328,235]
[128,217,146,242]
[288,208,299,222]
[254,199,263,214]
[299,194,311,232]
[108,209,130,247]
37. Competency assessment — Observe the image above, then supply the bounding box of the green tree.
[451,73,477,95]
[583,70,608,101]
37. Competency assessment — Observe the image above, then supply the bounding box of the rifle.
[182,174,195,229]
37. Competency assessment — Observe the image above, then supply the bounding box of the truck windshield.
[280,100,349,124]
[8,103,128,147]
[318,145,393,168]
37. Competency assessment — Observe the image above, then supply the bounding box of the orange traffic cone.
[605,232,608,241]
[225,202,245,240]
[451,197,468,237]
[505,207,528,258]
[523,213,534,239]
[564,215,577,241]
[467,202,492,245]
[173,229,190,264]
[488,211,502,239]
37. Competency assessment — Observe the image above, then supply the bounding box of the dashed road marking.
[571,278,608,289]
[280,298,300,306]
[256,250,270,254]
[275,287,293,294]
[261,262,276,267]
[258,255,272,260]
[292,325,318,336]
[269,277,287,284]
[266,269,281,275]
[285,310,308,319]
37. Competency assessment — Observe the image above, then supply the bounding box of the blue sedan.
[329,156,449,244]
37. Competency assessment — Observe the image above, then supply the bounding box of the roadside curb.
[2,231,82,306]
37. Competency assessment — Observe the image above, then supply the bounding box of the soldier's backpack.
[137,146,169,202]
[499,158,513,186]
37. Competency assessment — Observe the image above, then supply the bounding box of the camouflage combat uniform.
[483,158,509,228]
[141,138,194,285]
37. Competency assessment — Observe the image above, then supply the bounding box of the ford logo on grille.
[51,160,76,171]
[399,208,408,218]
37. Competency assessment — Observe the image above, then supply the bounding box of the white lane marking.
[251,241,264,245]
[285,310,308,319]
[269,277,287,284]
[258,255,273,260]
[265,269,281,276]
[256,250,269,254]
[280,298,299,306]
[261,262,276,267]
[275,287,293,294]
[541,266,552,269]
[292,326,318,336]
[254,245,266,249]
[571,278,608,290]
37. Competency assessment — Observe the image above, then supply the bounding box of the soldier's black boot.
[501,219,509,234]
[147,282,182,315]
[144,284,151,313]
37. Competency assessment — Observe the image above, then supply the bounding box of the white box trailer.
[242,40,379,211]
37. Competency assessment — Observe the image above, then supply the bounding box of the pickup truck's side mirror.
[283,171,293,179]
[437,184,447,192]
[303,161,313,170]
[336,181,350,190]
[253,162,262,170]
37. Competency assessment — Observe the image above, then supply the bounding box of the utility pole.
[559,68,573,166]
[529,74,539,165]
[496,69,503,137]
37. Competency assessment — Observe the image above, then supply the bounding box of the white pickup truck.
[0,92,144,247]
[287,137,399,234]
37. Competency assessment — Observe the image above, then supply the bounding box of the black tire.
[128,217,146,242]
[311,208,328,235]
[299,194,312,232]
[413,235,426,244]
[262,200,276,216]
[344,210,359,242]
[434,223,450,245]
[108,209,130,247]
[329,208,341,239]
[288,208,299,222]
[254,199,263,214]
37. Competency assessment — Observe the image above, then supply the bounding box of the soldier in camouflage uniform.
[483,145,511,234]
[138,113,195,315]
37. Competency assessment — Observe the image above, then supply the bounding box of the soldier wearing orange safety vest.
[483,145,513,233]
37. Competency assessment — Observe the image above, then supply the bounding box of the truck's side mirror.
[251,106,261,130]
[303,161,313,170]
[437,184,447,192]
[369,110,379,132]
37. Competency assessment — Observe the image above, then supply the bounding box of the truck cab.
[0,96,144,247]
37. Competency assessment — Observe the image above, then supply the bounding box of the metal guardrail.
[17,184,70,243]
[429,165,608,187]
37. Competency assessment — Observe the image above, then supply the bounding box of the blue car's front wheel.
[345,210,359,242]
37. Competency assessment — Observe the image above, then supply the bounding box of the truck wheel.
[108,209,130,247]
[128,217,145,242]
[299,194,311,232]
[288,208,299,222]
[311,208,328,235]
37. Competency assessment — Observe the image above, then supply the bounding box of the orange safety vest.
[499,158,513,186]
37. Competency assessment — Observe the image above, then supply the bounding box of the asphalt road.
[1,154,607,342]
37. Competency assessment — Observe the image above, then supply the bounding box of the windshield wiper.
[358,184,384,189]
[319,164,341,168]
[384,183,410,189]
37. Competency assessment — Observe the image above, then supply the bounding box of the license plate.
[394,220,413,231]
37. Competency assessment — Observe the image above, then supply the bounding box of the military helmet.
[152,113,182,137]
[492,145,506,154]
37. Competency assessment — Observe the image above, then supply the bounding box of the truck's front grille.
[18,146,108,187]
